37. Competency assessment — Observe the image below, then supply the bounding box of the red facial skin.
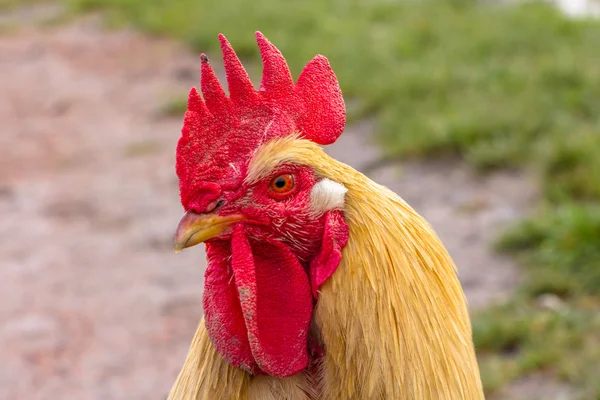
[214,165,324,259]
[175,32,348,377]
[198,164,347,377]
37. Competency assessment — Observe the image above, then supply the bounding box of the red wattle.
[203,241,259,374]
[309,210,349,299]
[203,226,313,377]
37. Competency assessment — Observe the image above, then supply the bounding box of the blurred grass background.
[12,0,600,396]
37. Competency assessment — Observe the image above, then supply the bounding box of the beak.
[173,210,245,253]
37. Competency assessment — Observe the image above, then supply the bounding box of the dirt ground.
[0,10,537,400]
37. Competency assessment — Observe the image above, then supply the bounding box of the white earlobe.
[310,178,347,215]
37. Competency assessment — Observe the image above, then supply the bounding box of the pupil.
[275,178,286,188]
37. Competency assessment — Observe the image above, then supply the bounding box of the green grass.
[0,0,71,32]
[0,0,40,8]
[474,297,600,398]
[48,0,600,395]
[498,204,600,297]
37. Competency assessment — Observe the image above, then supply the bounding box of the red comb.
[176,32,346,212]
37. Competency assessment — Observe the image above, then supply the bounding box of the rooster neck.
[168,139,484,400]
[311,171,485,400]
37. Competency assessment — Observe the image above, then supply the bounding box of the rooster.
[169,32,484,400]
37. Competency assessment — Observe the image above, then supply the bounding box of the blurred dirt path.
[0,15,206,400]
[0,13,535,400]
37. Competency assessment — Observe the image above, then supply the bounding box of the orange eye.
[269,174,295,194]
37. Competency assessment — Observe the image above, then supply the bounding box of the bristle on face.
[176,32,346,213]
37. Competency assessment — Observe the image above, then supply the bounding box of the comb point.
[255,31,293,98]
[187,87,210,118]
[295,54,345,145]
[200,57,231,113]
[218,33,256,105]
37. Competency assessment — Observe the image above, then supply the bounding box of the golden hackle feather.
[169,137,484,400]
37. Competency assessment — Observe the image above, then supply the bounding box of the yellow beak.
[173,210,245,253]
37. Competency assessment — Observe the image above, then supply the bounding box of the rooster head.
[173,32,349,377]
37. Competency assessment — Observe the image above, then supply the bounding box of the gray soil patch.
[492,374,580,400]
[1,14,535,399]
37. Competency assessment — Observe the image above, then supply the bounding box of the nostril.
[206,199,226,213]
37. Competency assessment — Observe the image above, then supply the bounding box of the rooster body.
[169,33,484,400]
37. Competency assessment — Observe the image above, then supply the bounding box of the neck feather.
[312,161,484,399]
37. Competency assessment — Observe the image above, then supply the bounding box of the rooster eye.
[269,174,294,194]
